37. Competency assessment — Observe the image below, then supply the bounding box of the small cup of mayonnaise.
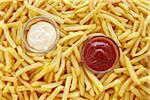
[22,16,59,53]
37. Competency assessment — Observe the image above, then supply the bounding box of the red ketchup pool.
[81,36,120,74]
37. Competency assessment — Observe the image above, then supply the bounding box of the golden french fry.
[118,78,132,97]
[59,31,84,45]
[15,63,43,77]
[55,57,65,81]
[80,2,105,24]
[84,67,104,92]
[17,46,35,64]
[124,56,140,84]
[54,45,62,72]
[46,86,64,100]
[62,76,72,100]
[0,22,17,48]
[70,67,77,91]
[24,1,64,24]
[70,54,81,76]
[41,81,63,90]
[99,13,125,30]
[8,6,25,23]
[3,3,15,21]
[32,63,54,82]
[130,85,141,97]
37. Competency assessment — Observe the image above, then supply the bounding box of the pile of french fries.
[0,0,150,100]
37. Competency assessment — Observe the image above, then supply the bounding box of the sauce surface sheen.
[27,21,56,51]
[82,37,117,71]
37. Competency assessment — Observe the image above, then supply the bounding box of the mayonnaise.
[27,21,57,51]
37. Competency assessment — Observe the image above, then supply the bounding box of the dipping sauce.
[22,16,59,53]
[81,36,120,73]
[27,21,57,51]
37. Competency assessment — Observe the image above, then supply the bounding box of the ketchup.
[81,36,119,73]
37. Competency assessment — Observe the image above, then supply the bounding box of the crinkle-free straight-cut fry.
[62,76,72,100]
[15,63,43,77]
[46,86,64,100]
[124,56,140,84]
[24,1,64,24]
[0,22,17,48]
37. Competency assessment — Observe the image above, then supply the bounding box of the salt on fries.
[0,0,150,100]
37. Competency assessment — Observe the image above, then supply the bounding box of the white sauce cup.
[22,16,59,53]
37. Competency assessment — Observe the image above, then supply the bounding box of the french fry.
[2,82,11,94]
[0,2,9,10]
[118,3,129,13]
[70,67,77,91]
[32,63,54,82]
[72,45,81,62]
[0,45,7,52]
[62,0,72,7]
[63,35,87,57]
[1,76,17,82]
[131,50,150,64]
[131,37,141,57]
[134,42,150,57]
[103,73,117,86]
[130,85,141,97]
[24,1,64,24]
[62,76,72,100]
[60,74,72,80]
[119,29,131,41]
[102,20,111,37]
[138,85,150,95]
[104,79,121,90]
[39,93,49,100]
[139,76,150,83]
[75,6,89,14]
[55,56,66,81]
[70,54,81,76]
[54,45,62,72]
[56,91,80,98]
[137,6,149,15]
[89,88,95,97]
[108,3,122,16]
[17,46,35,64]
[59,31,84,45]
[123,90,129,100]
[66,60,71,74]
[16,21,22,45]
[18,77,33,91]
[11,27,17,44]
[0,22,17,48]
[80,2,105,24]
[8,6,24,23]
[124,56,140,84]
[99,13,125,31]
[84,67,103,92]
[15,63,43,77]
[100,73,111,84]
[3,3,15,21]
[7,47,20,60]
[106,20,122,47]
[62,24,96,31]
[74,0,88,9]
[41,81,63,90]
[4,50,12,71]
[133,0,150,11]
[84,74,91,91]
[118,78,132,97]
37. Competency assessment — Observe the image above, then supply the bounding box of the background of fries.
[0,0,150,100]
